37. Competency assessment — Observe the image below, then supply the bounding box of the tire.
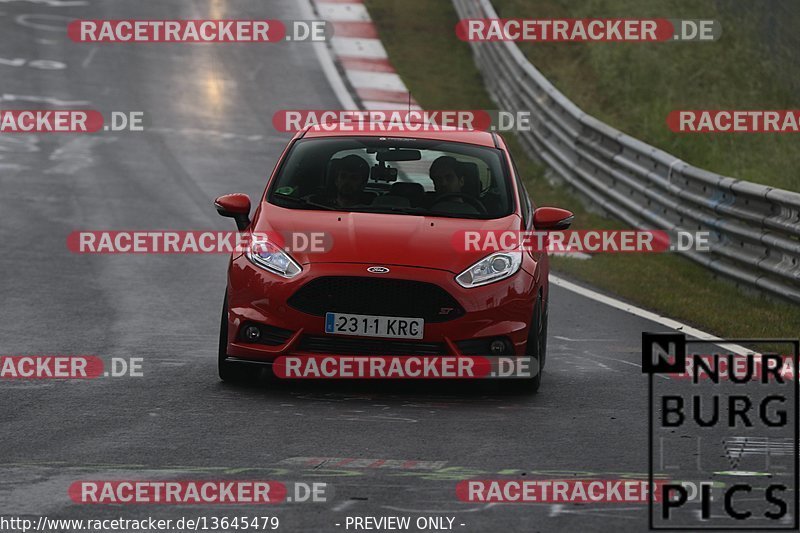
[511,294,544,394]
[540,298,549,370]
[218,291,258,383]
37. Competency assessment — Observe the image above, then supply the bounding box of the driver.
[313,155,372,208]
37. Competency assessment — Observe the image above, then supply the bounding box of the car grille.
[298,335,446,356]
[287,276,465,323]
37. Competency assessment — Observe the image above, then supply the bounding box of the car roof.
[300,122,499,148]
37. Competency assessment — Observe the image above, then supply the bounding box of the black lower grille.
[288,276,464,323]
[299,335,446,356]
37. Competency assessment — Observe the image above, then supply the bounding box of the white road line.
[554,335,614,342]
[332,499,358,512]
[551,275,753,356]
[15,13,71,31]
[0,93,89,105]
[81,47,97,68]
[382,503,497,513]
[578,352,670,380]
[572,355,619,372]
[549,504,641,518]
[549,251,592,260]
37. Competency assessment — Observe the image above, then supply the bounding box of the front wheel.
[511,294,545,394]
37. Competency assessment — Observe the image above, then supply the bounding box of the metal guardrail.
[453,0,800,304]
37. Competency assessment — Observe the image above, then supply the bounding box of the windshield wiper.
[272,196,486,219]
[271,194,336,211]
[349,205,426,215]
[349,205,487,219]
[426,210,486,219]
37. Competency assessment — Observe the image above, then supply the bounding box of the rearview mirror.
[533,207,573,231]
[376,149,422,162]
[214,193,251,231]
[370,163,398,182]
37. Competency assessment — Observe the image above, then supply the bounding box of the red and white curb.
[313,0,420,110]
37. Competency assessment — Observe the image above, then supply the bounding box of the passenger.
[428,156,465,196]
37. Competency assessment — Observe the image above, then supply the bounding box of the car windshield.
[267,137,513,219]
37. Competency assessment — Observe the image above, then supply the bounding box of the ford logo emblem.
[367,266,390,274]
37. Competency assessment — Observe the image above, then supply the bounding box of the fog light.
[244,325,261,341]
[490,339,506,355]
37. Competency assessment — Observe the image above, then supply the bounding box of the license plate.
[325,312,424,339]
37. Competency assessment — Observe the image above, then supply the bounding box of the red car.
[214,124,572,392]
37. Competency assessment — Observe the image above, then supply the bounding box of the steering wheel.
[431,193,487,215]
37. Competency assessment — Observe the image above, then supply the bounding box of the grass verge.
[363,0,800,338]
[491,0,800,192]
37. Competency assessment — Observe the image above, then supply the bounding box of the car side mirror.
[214,193,251,231]
[533,207,573,231]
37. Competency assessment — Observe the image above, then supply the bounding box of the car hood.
[253,204,522,274]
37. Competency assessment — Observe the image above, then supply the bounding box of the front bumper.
[225,257,538,362]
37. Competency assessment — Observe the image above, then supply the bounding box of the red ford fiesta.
[214,123,572,392]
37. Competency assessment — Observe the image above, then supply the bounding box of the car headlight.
[246,236,302,278]
[456,251,522,288]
